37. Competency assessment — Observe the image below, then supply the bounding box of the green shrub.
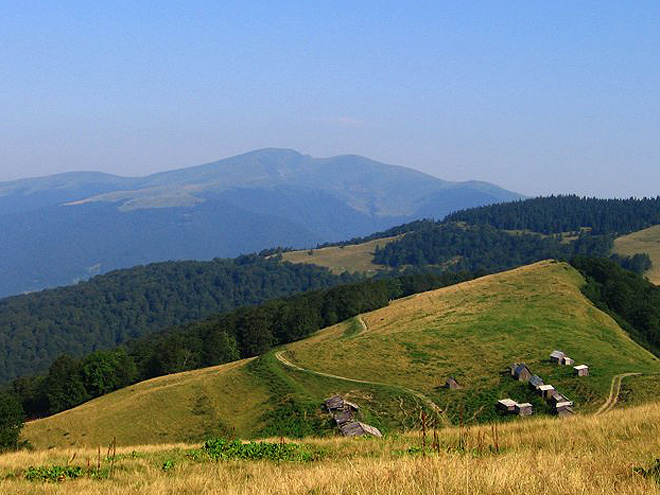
[203,438,320,462]
[24,465,83,482]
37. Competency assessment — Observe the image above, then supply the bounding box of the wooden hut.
[324,395,344,412]
[574,365,589,377]
[339,421,382,437]
[528,374,544,389]
[515,403,533,416]
[538,384,555,400]
[549,350,565,363]
[497,398,518,413]
[511,363,533,382]
[556,403,574,418]
[560,356,575,366]
[333,409,355,425]
[445,377,461,390]
[549,393,573,407]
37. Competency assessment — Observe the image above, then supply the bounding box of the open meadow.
[22,261,660,449]
[614,225,660,284]
[279,236,399,274]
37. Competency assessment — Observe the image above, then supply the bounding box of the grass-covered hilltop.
[20,261,660,449]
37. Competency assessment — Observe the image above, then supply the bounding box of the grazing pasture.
[613,225,660,284]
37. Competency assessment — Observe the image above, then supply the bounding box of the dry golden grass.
[22,359,267,449]
[613,225,660,284]
[280,236,399,274]
[2,401,660,494]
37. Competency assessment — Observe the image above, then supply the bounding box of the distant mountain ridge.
[0,148,522,296]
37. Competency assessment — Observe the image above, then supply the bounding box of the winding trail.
[596,373,641,414]
[274,349,449,426]
[355,315,368,336]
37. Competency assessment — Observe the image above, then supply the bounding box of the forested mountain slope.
[0,256,355,384]
[0,148,521,297]
[21,261,660,448]
[445,195,660,234]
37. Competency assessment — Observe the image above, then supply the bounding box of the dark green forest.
[0,256,358,384]
[372,223,615,271]
[7,270,474,419]
[445,195,660,234]
[572,257,660,357]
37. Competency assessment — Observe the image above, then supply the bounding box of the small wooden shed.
[445,377,461,390]
[333,409,355,425]
[538,384,555,399]
[574,365,589,377]
[325,395,344,412]
[339,421,382,438]
[550,350,565,363]
[497,398,518,413]
[528,374,544,389]
[515,403,533,417]
[549,393,573,407]
[560,356,575,366]
[511,363,533,382]
[556,403,574,418]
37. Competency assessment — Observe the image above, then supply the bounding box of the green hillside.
[22,261,660,449]
[280,236,399,274]
[284,260,660,422]
[0,256,354,384]
[613,225,660,284]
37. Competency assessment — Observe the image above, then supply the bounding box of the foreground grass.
[3,401,660,494]
[613,224,660,284]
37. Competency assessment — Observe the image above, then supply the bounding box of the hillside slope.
[613,225,660,284]
[285,261,660,422]
[0,149,521,297]
[22,261,660,448]
[0,257,352,384]
[279,236,399,274]
[9,402,660,495]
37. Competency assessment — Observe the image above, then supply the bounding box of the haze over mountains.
[0,148,522,297]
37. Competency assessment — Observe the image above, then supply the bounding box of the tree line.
[445,195,660,235]
[0,255,358,384]
[372,223,617,272]
[571,257,660,357]
[4,270,475,420]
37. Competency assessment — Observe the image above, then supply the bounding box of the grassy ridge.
[285,260,660,422]
[22,359,270,449]
[21,261,660,449]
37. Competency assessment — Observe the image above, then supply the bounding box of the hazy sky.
[2,1,659,197]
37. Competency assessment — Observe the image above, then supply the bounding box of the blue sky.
[1,1,659,197]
